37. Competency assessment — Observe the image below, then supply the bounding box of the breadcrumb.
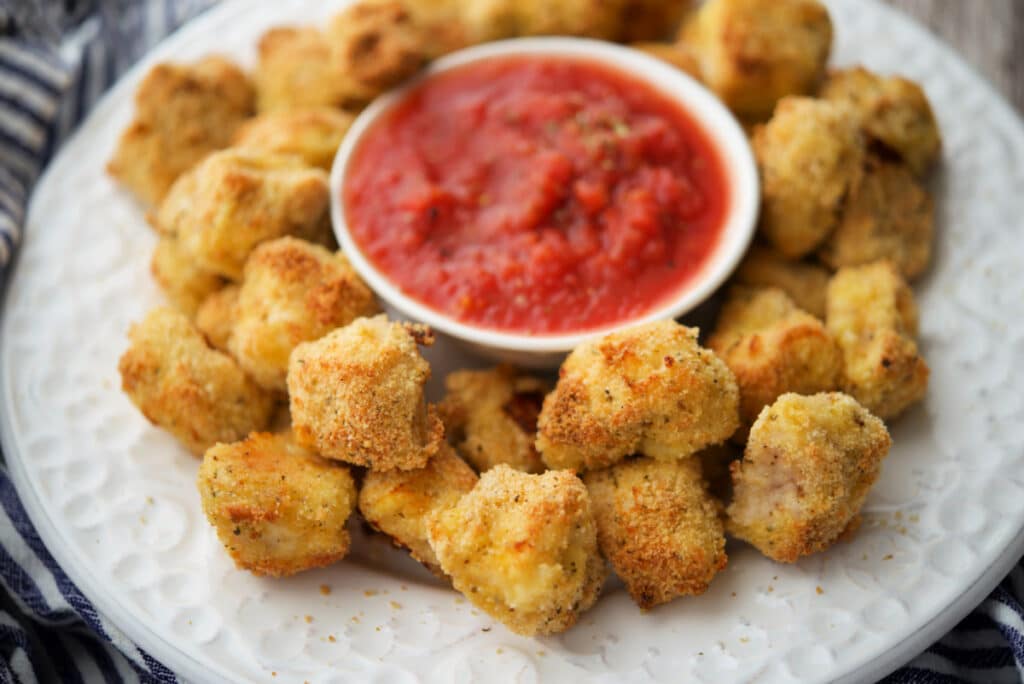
[733,245,829,318]
[233,107,355,170]
[150,236,224,318]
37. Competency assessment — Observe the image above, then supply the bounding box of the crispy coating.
[820,66,941,176]
[707,287,843,438]
[733,244,829,319]
[230,238,379,391]
[427,465,606,636]
[631,42,702,80]
[195,285,240,353]
[458,0,627,42]
[620,0,696,41]
[584,457,726,609]
[118,307,275,456]
[679,0,832,121]
[536,320,739,473]
[233,107,354,170]
[439,365,550,474]
[288,314,443,471]
[726,392,891,563]
[753,97,865,258]
[254,27,349,112]
[826,261,929,419]
[359,443,478,575]
[197,431,357,577]
[150,236,224,318]
[818,154,934,280]
[154,149,330,281]
[107,56,254,206]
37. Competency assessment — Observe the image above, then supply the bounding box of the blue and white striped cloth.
[0,2,1022,682]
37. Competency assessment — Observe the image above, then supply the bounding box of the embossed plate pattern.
[3,0,1024,682]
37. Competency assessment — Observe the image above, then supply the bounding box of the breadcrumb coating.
[233,107,354,170]
[150,236,224,318]
[195,285,240,353]
[584,457,726,609]
[536,320,739,473]
[619,0,696,41]
[427,465,607,636]
[254,27,349,112]
[118,307,274,456]
[727,392,891,563]
[198,431,356,577]
[458,0,626,42]
[733,244,829,319]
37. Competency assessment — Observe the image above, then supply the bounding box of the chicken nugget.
[536,320,739,473]
[107,56,254,206]
[679,0,832,121]
[820,66,941,176]
[254,27,350,112]
[826,261,929,419]
[154,149,330,281]
[630,42,702,80]
[150,236,225,318]
[288,314,443,470]
[439,365,550,474]
[818,154,934,280]
[620,0,695,42]
[233,107,354,170]
[707,287,843,439]
[197,431,357,577]
[118,307,275,456]
[727,392,891,562]
[195,285,240,352]
[733,244,829,318]
[427,465,606,636]
[585,457,726,609]
[458,0,626,42]
[231,238,378,392]
[753,97,865,258]
[359,443,477,575]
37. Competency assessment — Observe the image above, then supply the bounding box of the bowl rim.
[330,36,760,354]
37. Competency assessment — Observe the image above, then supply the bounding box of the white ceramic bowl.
[331,37,759,368]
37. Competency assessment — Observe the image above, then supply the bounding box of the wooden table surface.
[884,0,1023,112]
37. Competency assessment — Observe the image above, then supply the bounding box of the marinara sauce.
[343,55,729,334]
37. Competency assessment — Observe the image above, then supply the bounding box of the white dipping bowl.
[331,37,759,368]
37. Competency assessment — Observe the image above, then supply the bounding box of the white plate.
[4,1,1024,682]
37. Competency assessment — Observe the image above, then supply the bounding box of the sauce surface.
[344,55,730,334]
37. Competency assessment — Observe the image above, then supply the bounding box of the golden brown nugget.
[820,66,941,176]
[118,307,275,456]
[538,320,738,473]
[826,261,929,419]
[818,154,934,281]
[620,0,696,41]
[288,314,443,471]
[630,42,702,80]
[154,149,330,281]
[359,444,478,575]
[585,457,726,610]
[678,0,832,121]
[733,244,829,319]
[230,238,378,392]
[107,56,255,206]
[232,107,355,170]
[753,97,865,259]
[427,465,606,636]
[150,236,224,318]
[458,0,626,42]
[439,365,550,474]
[727,392,891,563]
[197,431,357,577]
[254,27,349,112]
[195,285,240,353]
[707,287,843,438]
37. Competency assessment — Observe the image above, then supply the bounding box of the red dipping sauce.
[343,55,729,335]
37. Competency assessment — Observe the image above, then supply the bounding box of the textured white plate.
[4,1,1024,682]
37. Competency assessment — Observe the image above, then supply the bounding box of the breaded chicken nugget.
[288,315,443,470]
[233,108,354,170]
[733,244,829,319]
[107,56,254,206]
[439,365,550,474]
[150,236,225,318]
[631,42,702,80]
[230,238,378,392]
[536,320,739,473]
[195,285,240,353]
[707,287,843,439]
[727,392,891,562]
[154,149,330,281]
[585,457,726,609]
[820,66,941,176]
[818,154,934,280]
[197,431,357,577]
[427,465,606,636]
[118,307,275,456]
[620,0,695,42]
[359,443,477,575]
[826,261,929,419]
[753,97,865,259]
[254,27,349,112]
[679,0,832,121]
[458,0,626,42]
